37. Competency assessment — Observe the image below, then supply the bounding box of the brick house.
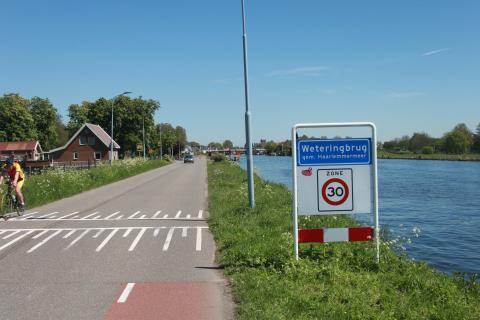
[47,123,120,162]
[0,141,43,161]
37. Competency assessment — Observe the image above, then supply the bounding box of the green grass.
[12,158,170,210]
[208,161,480,320]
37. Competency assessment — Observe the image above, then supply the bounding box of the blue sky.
[1,0,479,145]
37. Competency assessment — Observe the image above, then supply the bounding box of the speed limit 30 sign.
[317,169,353,212]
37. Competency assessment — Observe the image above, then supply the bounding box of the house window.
[88,137,96,145]
[79,136,87,145]
[94,152,102,160]
[73,152,79,160]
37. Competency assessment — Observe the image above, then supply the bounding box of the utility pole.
[241,0,255,208]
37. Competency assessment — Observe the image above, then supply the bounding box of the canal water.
[239,156,480,275]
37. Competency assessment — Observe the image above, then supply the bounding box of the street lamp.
[241,0,255,208]
[110,91,132,165]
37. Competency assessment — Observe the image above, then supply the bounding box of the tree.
[28,97,59,150]
[265,140,277,155]
[440,123,473,154]
[0,94,37,142]
[409,132,435,153]
[67,96,160,156]
[472,123,480,153]
[208,142,222,150]
[159,123,177,157]
[222,140,233,149]
[175,126,187,155]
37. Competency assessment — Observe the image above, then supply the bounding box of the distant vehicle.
[184,155,194,163]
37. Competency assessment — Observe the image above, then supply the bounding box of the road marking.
[196,227,202,251]
[0,231,5,235]
[117,283,135,303]
[128,211,141,219]
[139,215,146,219]
[163,228,174,251]
[105,211,120,219]
[186,214,191,219]
[93,229,105,238]
[18,212,38,220]
[123,228,132,237]
[37,212,58,219]
[65,229,90,250]
[96,229,119,252]
[3,230,21,239]
[81,212,99,219]
[153,228,161,237]
[128,228,147,251]
[32,230,49,239]
[198,210,203,219]
[28,230,62,253]
[182,227,188,237]
[175,210,182,218]
[93,215,102,219]
[152,211,161,219]
[63,230,76,238]
[59,212,79,219]
[0,230,34,251]
[116,215,124,219]
[163,214,168,218]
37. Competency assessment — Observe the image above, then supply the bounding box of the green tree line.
[0,93,189,158]
[382,123,480,154]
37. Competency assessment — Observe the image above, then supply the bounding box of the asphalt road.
[0,157,234,320]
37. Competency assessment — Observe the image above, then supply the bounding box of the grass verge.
[17,158,169,210]
[208,161,480,319]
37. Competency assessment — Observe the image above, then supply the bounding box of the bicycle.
[0,181,23,218]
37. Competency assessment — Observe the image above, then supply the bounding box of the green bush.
[422,146,434,154]
[211,153,226,162]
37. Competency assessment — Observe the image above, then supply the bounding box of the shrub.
[211,153,226,162]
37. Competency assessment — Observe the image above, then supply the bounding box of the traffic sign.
[317,169,353,211]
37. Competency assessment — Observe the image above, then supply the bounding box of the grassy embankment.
[378,150,480,161]
[16,158,169,210]
[208,161,480,319]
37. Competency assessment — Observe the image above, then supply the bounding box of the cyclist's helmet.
[5,158,13,166]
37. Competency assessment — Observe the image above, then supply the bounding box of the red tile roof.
[0,141,39,151]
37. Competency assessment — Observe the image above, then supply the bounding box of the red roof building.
[0,141,43,161]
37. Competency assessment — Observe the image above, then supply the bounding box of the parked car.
[184,155,194,163]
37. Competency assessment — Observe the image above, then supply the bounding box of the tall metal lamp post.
[110,91,132,165]
[241,0,254,208]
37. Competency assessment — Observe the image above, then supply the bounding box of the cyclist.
[0,157,26,211]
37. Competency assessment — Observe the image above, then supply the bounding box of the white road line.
[81,212,99,219]
[0,231,5,235]
[175,210,182,218]
[72,216,80,219]
[163,228,175,251]
[139,215,146,219]
[153,228,160,237]
[0,230,34,251]
[32,230,49,239]
[128,228,147,251]
[128,211,141,219]
[123,228,132,238]
[37,212,59,219]
[96,229,119,252]
[3,230,21,239]
[28,230,62,253]
[19,212,38,220]
[163,214,168,219]
[65,229,90,250]
[186,214,191,219]
[196,227,202,251]
[198,210,203,219]
[152,211,161,219]
[117,283,135,303]
[182,227,188,237]
[63,230,76,238]
[105,211,120,219]
[93,229,105,238]
[59,212,79,219]
[116,215,124,219]
[93,215,102,220]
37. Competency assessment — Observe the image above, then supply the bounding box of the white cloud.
[268,66,330,77]
[390,91,426,98]
[422,48,450,56]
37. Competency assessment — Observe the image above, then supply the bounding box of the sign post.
[292,122,380,262]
